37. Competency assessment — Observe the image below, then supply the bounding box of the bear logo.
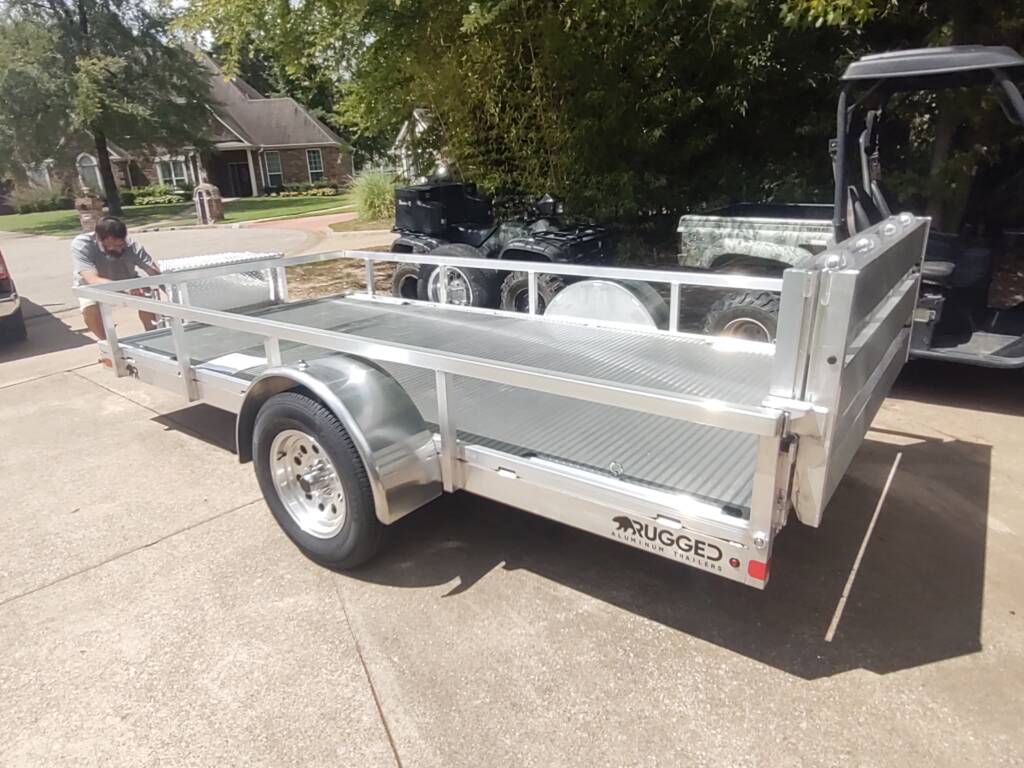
[613,516,639,535]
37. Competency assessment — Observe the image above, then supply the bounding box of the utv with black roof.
[677,45,1024,368]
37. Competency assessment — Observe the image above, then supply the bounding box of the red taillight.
[747,559,770,581]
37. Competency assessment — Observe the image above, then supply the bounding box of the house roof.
[217,98,345,147]
[199,52,347,150]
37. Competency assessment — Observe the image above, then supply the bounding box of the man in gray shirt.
[72,216,162,340]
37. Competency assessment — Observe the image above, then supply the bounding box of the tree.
[0,1,212,214]
[783,0,1024,229]
[184,0,1022,227]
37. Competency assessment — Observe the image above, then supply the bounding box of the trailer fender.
[237,355,443,524]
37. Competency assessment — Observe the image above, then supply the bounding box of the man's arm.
[79,270,113,285]
[132,241,161,276]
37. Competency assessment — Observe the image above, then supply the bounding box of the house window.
[306,148,324,182]
[264,151,283,188]
[157,158,189,188]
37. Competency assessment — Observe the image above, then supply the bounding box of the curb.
[230,206,356,228]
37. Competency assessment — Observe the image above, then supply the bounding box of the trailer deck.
[81,215,927,588]
[121,296,772,512]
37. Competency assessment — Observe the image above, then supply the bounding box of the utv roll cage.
[833,45,1024,241]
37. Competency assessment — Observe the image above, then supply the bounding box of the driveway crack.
[330,578,405,768]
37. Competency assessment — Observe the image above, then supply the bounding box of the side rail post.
[170,282,200,402]
[99,302,128,378]
[434,371,459,491]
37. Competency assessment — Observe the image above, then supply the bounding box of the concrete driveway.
[1,236,1022,765]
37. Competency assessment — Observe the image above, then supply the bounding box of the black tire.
[499,271,566,313]
[391,263,422,300]
[417,243,500,307]
[253,392,383,569]
[703,291,779,342]
[0,306,27,343]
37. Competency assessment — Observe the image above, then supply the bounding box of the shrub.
[132,184,178,198]
[345,169,396,221]
[265,185,341,198]
[8,185,73,214]
[134,194,182,206]
[119,190,136,206]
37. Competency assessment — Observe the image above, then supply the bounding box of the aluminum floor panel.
[122,296,770,509]
[379,364,758,511]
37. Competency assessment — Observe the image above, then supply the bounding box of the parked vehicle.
[390,181,612,311]
[0,248,26,343]
[76,209,927,589]
[677,45,1024,367]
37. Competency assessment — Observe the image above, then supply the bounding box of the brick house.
[71,54,353,198]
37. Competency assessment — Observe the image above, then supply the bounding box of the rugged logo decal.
[611,515,723,571]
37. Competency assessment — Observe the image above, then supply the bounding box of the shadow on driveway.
[150,367,993,680]
[0,299,92,365]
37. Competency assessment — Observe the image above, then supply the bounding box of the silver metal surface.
[98,302,127,377]
[82,247,784,295]
[97,293,784,437]
[458,445,764,588]
[429,266,475,305]
[157,252,283,314]
[74,231,924,587]
[435,371,458,492]
[545,280,668,329]
[269,429,347,538]
[381,364,762,509]
[168,315,198,401]
[791,214,928,525]
[236,356,442,525]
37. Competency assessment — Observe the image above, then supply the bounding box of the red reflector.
[747,560,769,580]
[728,557,740,569]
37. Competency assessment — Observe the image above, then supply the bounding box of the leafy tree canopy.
[0,0,212,213]
[185,0,1023,226]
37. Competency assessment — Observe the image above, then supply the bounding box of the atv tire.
[499,271,566,313]
[703,291,779,343]
[418,243,500,308]
[391,263,422,300]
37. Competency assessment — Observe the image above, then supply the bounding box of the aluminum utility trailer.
[75,214,928,589]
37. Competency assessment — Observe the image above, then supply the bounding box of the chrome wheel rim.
[428,268,473,305]
[720,317,771,343]
[270,429,346,539]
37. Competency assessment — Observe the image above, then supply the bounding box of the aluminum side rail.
[75,280,786,438]
[95,248,785,294]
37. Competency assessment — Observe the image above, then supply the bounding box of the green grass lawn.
[0,195,352,237]
[220,196,352,223]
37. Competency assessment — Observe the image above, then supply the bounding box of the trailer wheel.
[703,292,779,343]
[418,243,500,307]
[391,263,421,300]
[253,392,383,569]
[499,271,566,313]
